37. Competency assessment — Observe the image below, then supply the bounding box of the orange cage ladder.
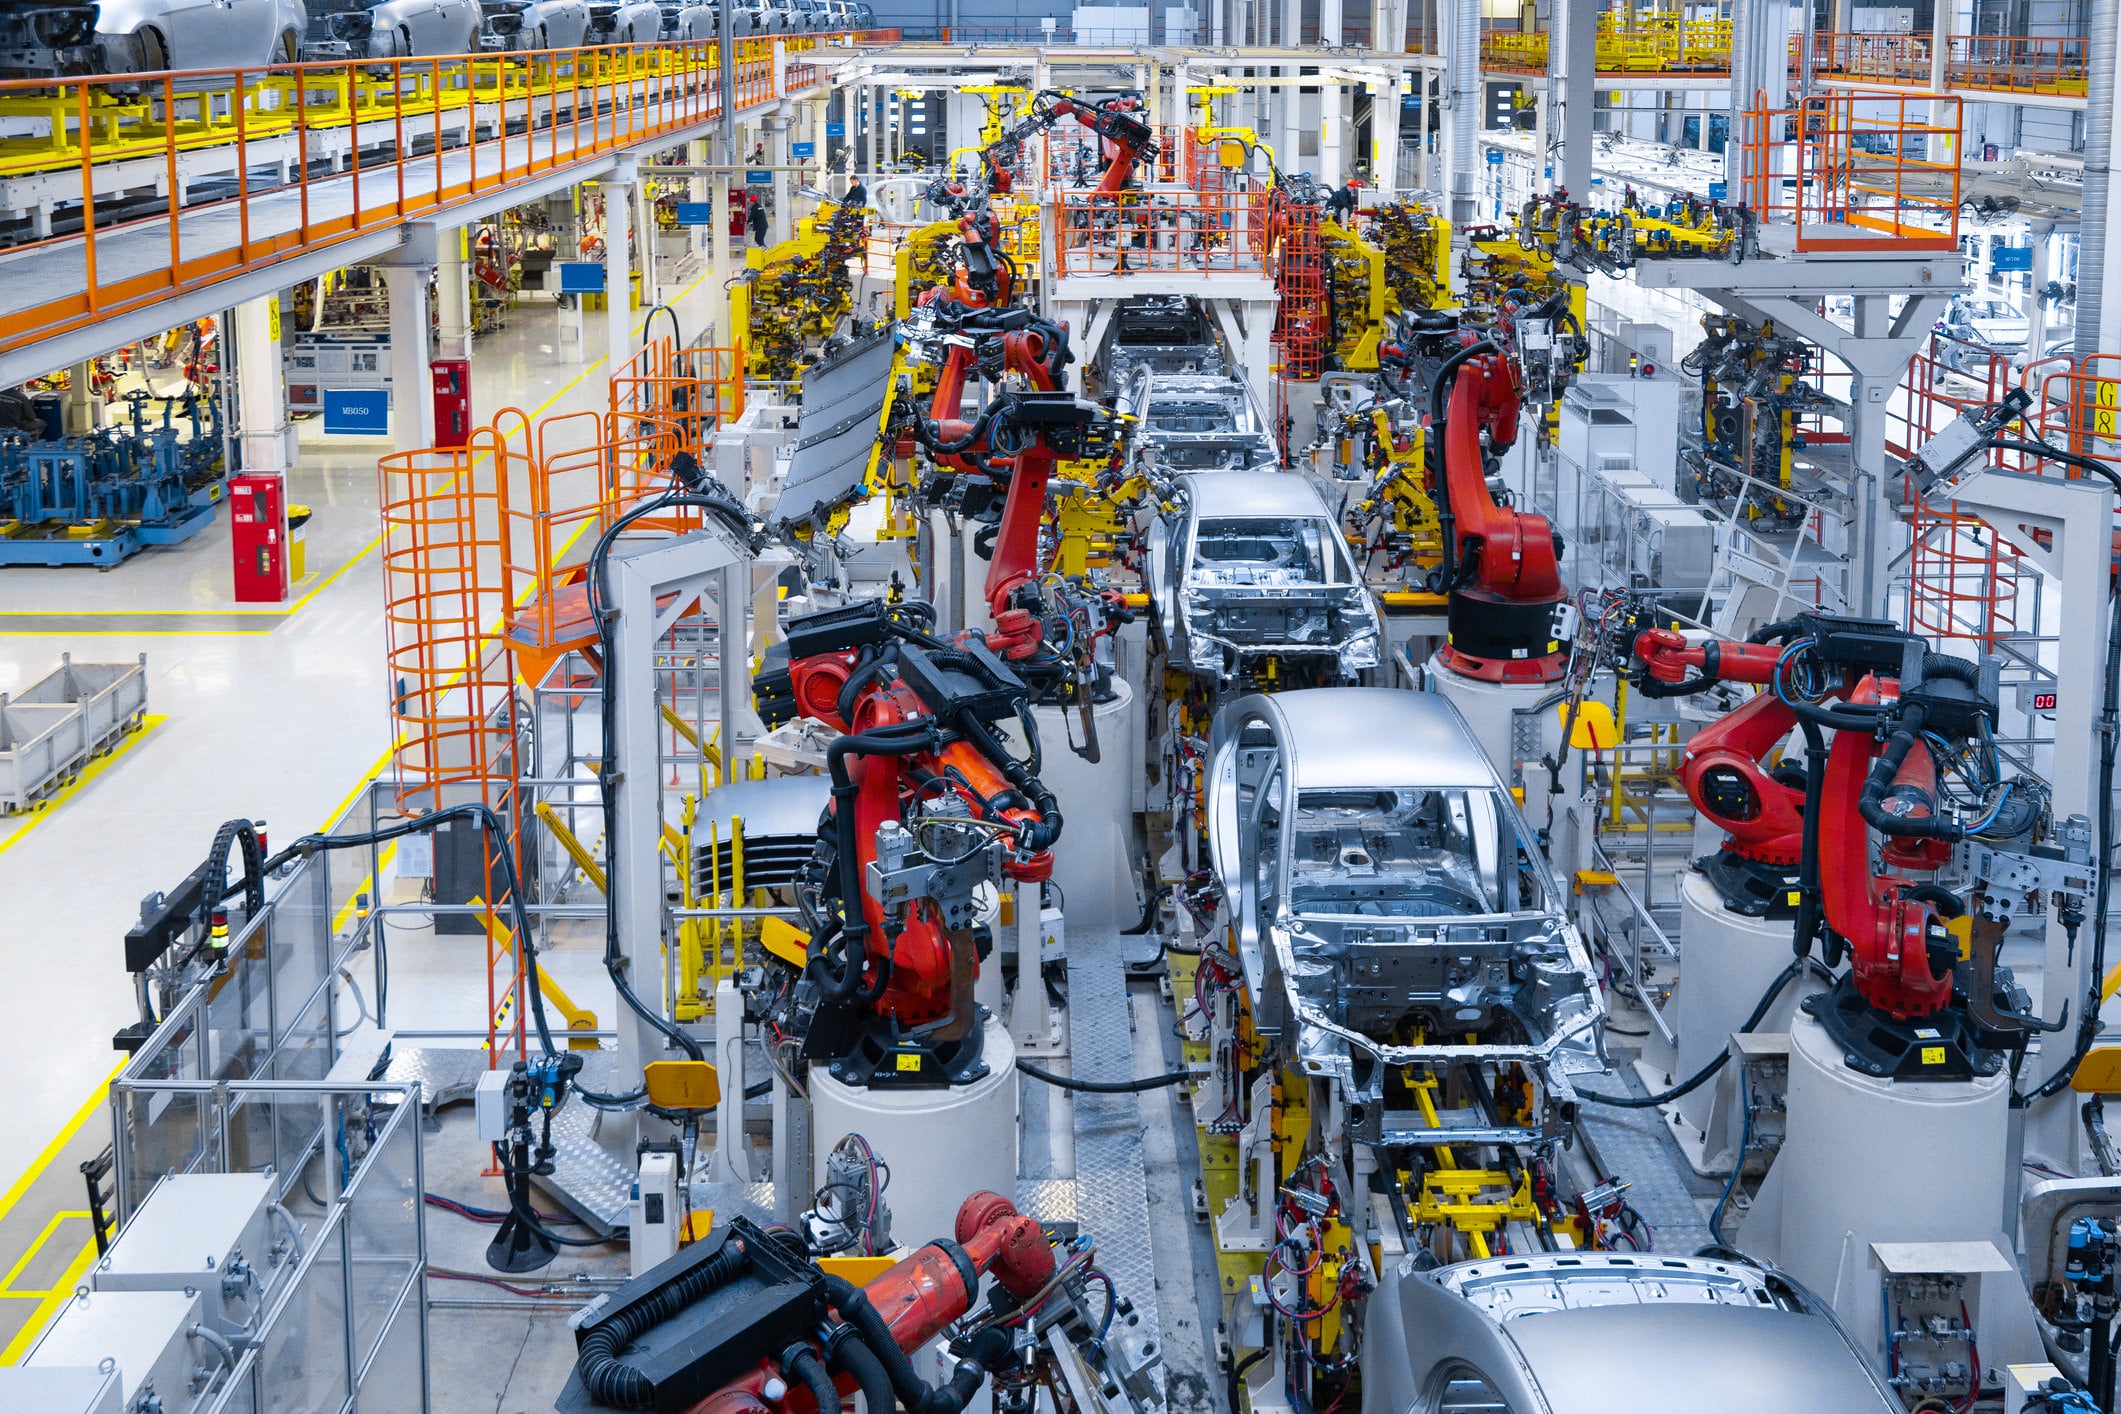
[380,431,529,1062]
[1907,497,2026,650]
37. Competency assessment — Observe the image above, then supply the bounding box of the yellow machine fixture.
[731,201,870,381]
[1321,199,1453,371]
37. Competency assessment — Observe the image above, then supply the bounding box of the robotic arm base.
[1802,973,2022,1085]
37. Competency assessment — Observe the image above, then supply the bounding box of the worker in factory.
[749,197,770,247]
[844,175,868,207]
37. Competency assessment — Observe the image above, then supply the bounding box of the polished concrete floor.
[0,275,727,1207]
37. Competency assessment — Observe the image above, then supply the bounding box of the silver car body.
[1205,689,1604,1142]
[588,0,664,40]
[1151,471,1381,679]
[97,0,306,71]
[0,4,101,78]
[306,0,483,57]
[1363,1252,1900,1414]
[659,0,720,37]
[481,0,591,48]
[1121,372,1278,472]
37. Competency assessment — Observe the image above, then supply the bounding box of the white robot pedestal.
[1637,870,1822,1176]
[1028,680,1142,931]
[1743,1011,2041,1368]
[807,1015,1020,1246]
[1427,658,1560,783]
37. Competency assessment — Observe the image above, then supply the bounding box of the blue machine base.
[134,503,217,546]
[0,529,142,567]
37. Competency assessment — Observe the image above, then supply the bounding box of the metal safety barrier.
[1736,91,1960,253]
[0,36,845,353]
[1808,30,2088,96]
[1050,184,1268,277]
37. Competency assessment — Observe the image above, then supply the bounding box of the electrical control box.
[1871,1241,2018,1409]
[92,1173,284,1339]
[26,1288,211,1414]
[0,1366,122,1414]
[476,1068,513,1141]
[630,1150,682,1277]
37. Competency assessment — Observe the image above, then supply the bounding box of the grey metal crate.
[10,654,147,754]
[0,655,148,813]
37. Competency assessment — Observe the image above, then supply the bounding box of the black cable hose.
[1018,1060,1190,1093]
[498,1144,622,1249]
[576,1238,751,1409]
[585,486,760,1069]
[1576,958,1829,1108]
[785,1345,843,1414]
[822,1274,1006,1414]
[1228,1346,1267,1414]
[826,1331,895,1414]
[818,722,943,1001]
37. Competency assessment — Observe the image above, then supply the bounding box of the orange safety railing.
[2020,353,2121,481]
[1909,502,2026,649]
[1808,31,1932,85]
[1947,34,2089,96]
[0,37,828,355]
[1050,185,1268,277]
[1737,92,1959,253]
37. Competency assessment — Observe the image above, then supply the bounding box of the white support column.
[770,106,793,243]
[604,157,637,371]
[1374,74,1403,192]
[2029,224,2053,363]
[1556,0,1597,198]
[711,140,734,343]
[690,137,713,258]
[234,294,294,475]
[1320,86,1345,187]
[1320,0,1340,45]
[634,177,660,309]
[384,263,434,453]
[1442,0,1479,223]
[436,225,472,362]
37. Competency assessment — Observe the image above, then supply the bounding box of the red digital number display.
[2034,692,2059,712]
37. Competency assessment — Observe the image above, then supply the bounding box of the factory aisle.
[0,274,730,1211]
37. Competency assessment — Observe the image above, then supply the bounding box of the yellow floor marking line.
[0,716,167,857]
[0,1213,91,1294]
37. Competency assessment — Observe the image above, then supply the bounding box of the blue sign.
[1993,246,2033,272]
[745,169,773,185]
[1708,180,1728,201]
[557,262,607,294]
[792,141,816,157]
[1485,150,1503,165]
[323,389,389,436]
[826,121,846,138]
[673,202,714,225]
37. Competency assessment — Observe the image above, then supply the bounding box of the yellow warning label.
[895,1054,921,1072]
[1921,1046,1946,1066]
[267,295,281,343]
[1786,891,1802,907]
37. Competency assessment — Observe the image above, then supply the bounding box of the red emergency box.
[230,473,290,603]
[432,358,471,449]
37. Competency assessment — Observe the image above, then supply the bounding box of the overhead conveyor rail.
[0,33,878,378]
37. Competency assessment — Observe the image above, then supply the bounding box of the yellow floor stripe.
[0,1241,98,1364]
[0,716,167,857]
[0,1213,90,1294]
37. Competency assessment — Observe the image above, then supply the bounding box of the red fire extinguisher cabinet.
[230,473,290,604]
[432,359,471,449]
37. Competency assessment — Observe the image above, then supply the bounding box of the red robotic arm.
[983,91,1158,199]
[1432,344,1569,682]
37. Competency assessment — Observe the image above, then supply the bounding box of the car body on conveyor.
[1151,471,1382,681]
[305,0,483,57]
[97,0,308,72]
[1362,1250,1901,1413]
[1205,688,1604,1140]
[480,0,592,49]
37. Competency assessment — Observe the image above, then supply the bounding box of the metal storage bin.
[0,655,148,813]
[10,653,148,754]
